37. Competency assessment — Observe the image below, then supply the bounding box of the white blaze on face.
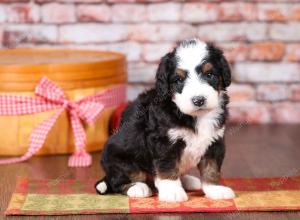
[172,40,219,116]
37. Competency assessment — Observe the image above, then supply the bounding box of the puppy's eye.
[175,68,187,83]
[174,76,183,83]
[206,72,214,79]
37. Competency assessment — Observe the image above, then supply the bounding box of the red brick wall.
[0,0,300,124]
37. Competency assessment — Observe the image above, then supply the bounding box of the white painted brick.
[272,102,300,123]
[148,3,181,22]
[112,4,146,22]
[234,62,300,82]
[270,23,300,41]
[128,62,157,83]
[7,3,40,23]
[4,24,58,44]
[59,24,130,43]
[290,84,300,100]
[229,102,272,124]
[130,23,196,42]
[182,3,218,23]
[142,43,173,62]
[77,4,111,22]
[227,84,256,105]
[104,42,142,61]
[257,3,290,21]
[198,23,267,42]
[41,3,76,23]
[219,2,257,21]
[0,5,6,22]
[256,84,290,101]
[245,23,268,41]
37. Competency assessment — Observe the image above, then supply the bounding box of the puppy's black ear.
[220,54,231,88]
[155,52,175,100]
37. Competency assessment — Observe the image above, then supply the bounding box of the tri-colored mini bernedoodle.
[95,38,235,202]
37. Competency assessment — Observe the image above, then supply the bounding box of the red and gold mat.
[5,176,300,215]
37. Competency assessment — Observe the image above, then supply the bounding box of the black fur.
[206,42,232,88]
[96,40,231,195]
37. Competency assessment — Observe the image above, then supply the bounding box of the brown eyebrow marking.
[202,62,213,73]
[175,68,187,78]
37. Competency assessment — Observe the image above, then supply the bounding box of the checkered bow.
[0,77,126,167]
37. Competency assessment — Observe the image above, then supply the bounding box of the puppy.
[95,39,235,202]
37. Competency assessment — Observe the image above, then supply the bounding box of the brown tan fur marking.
[202,62,213,74]
[121,171,147,195]
[175,68,187,79]
[129,171,147,182]
[157,162,180,180]
[198,159,220,184]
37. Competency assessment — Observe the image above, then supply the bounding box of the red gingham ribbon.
[0,77,126,167]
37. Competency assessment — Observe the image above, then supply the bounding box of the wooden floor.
[1,124,300,219]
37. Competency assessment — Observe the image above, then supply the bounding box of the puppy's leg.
[153,138,189,202]
[198,158,235,200]
[181,175,202,191]
[154,163,188,202]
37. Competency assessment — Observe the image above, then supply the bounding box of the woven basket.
[0,49,127,156]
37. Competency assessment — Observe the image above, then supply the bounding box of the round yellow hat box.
[0,49,127,156]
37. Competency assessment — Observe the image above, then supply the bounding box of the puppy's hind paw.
[127,182,152,198]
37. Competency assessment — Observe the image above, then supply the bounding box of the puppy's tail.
[95,176,112,195]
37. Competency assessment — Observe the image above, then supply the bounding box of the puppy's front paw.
[127,182,152,198]
[159,186,188,202]
[203,185,235,200]
[155,178,188,202]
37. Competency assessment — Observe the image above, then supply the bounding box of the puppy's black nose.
[192,96,206,107]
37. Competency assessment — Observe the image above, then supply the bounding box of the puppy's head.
[155,39,231,116]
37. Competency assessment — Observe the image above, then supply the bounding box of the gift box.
[0,49,127,167]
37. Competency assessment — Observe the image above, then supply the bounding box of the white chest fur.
[168,109,225,174]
